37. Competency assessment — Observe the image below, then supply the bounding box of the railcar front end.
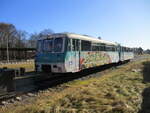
[35,37,68,73]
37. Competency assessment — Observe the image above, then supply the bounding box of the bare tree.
[0,23,30,61]
[0,23,18,62]
[39,29,54,38]
[28,29,54,48]
[16,30,28,48]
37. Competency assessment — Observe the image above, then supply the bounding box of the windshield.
[54,38,63,52]
[37,38,64,53]
[43,39,53,52]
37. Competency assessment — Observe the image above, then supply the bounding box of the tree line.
[0,22,149,55]
[0,22,54,48]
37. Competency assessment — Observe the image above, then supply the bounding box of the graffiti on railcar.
[80,52,111,69]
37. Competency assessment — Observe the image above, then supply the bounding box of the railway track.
[31,60,128,90]
[0,56,144,105]
[0,92,16,101]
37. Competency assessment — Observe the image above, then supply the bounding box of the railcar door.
[72,39,80,72]
[120,46,124,61]
[118,45,122,61]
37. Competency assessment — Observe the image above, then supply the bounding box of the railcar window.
[105,46,116,51]
[129,48,131,52]
[67,38,71,51]
[92,46,99,51]
[72,39,80,51]
[122,47,125,51]
[112,47,114,51]
[72,39,76,51]
[111,47,113,51]
[125,48,127,52]
[100,45,105,51]
[123,47,125,51]
[67,39,80,51]
[81,40,91,51]
[99,46,102,51]
[43,39,53,52]
[54,38,63,52]
[112,46,116,51]
[37,40,43,52]
[76,40,80,51]
[106,46,111,51]
[91,43,106,51]
[114,47,116,51]
[116,47,118,51]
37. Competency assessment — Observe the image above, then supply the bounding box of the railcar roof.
[44,33,118,46]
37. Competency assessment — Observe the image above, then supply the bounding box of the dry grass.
[0,61,35,72]
[1,57,150,113]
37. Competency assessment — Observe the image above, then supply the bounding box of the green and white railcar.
[35,33,134,73]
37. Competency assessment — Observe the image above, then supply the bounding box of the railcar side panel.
[78,51,119,70]
[123,52,134,60]
[65,51,79,72]
[106,51,120,63]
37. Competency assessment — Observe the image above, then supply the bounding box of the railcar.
[35,33,134,73]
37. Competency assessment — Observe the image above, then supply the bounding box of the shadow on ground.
[139,62,150,113]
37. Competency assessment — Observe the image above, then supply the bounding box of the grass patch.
[1,57,150,113]
[0,61,34,72]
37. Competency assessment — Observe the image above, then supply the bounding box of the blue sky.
[0,0,150,49]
